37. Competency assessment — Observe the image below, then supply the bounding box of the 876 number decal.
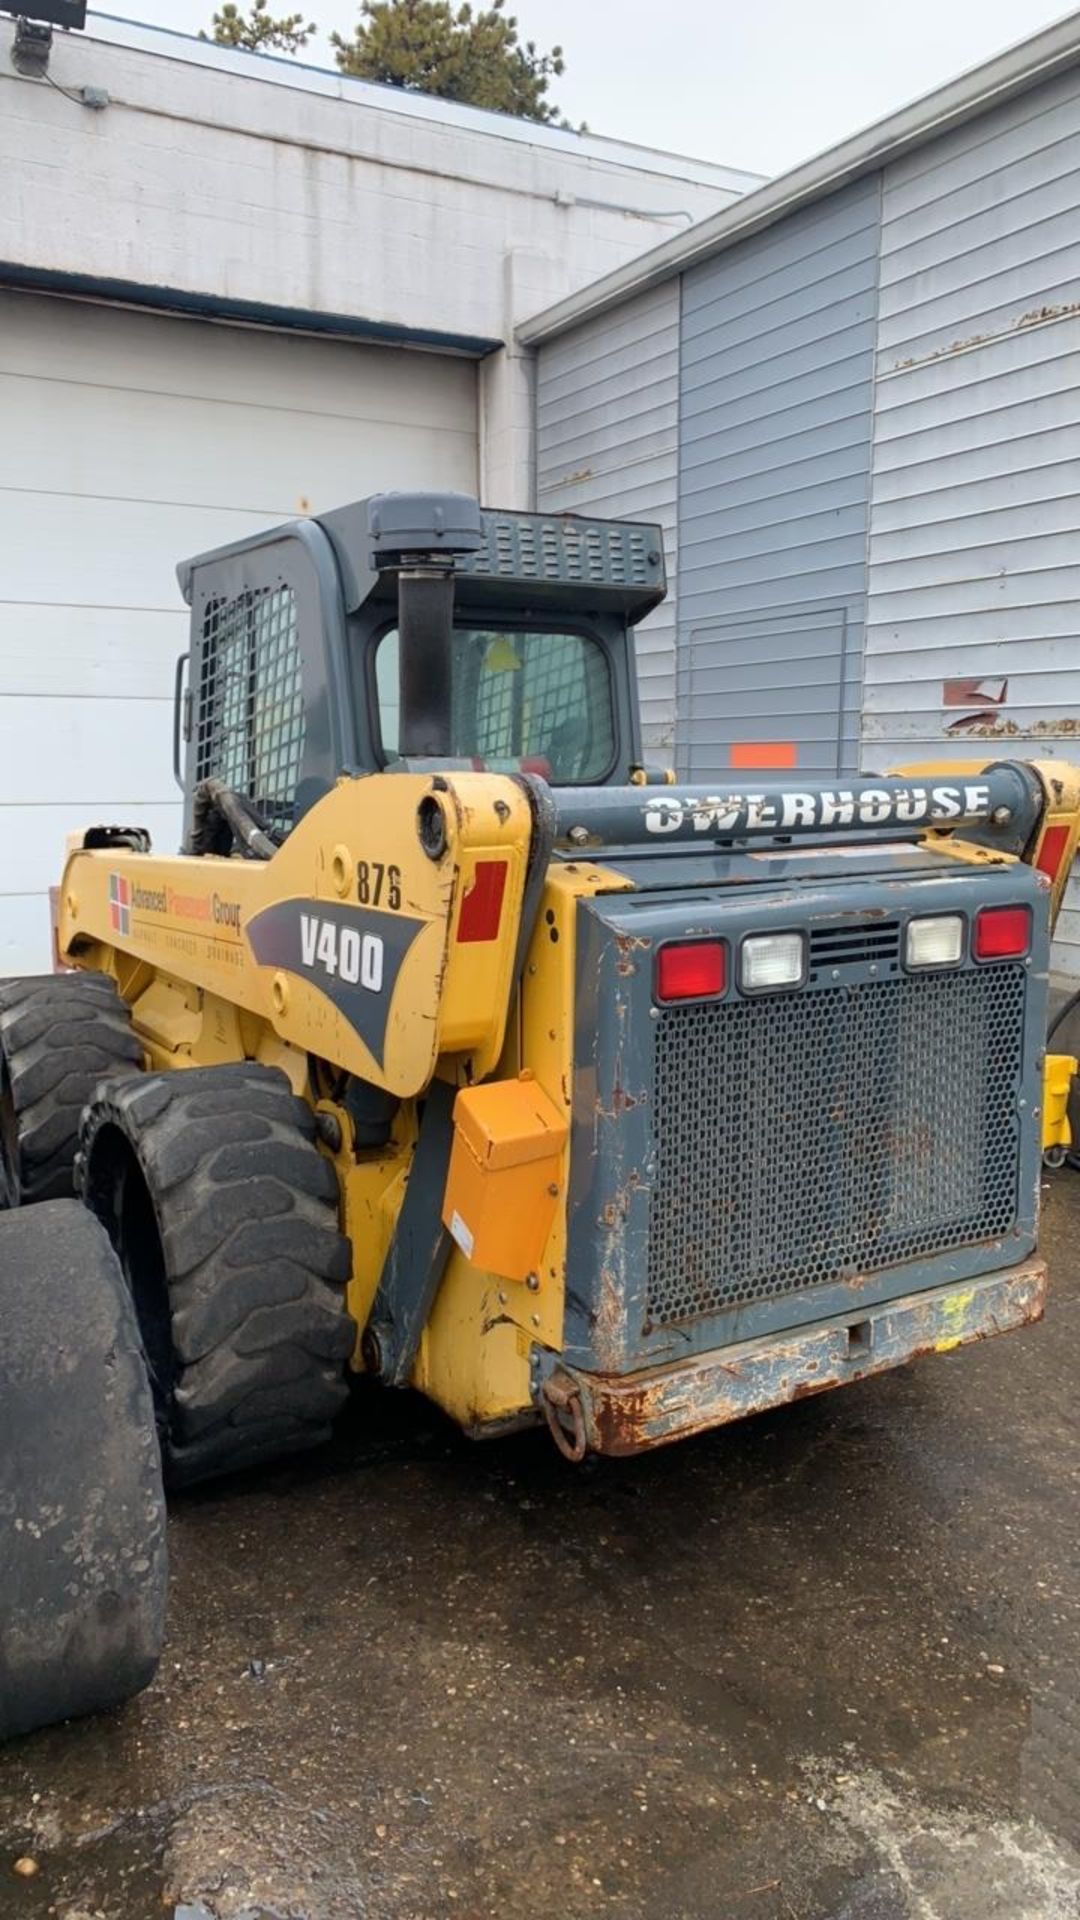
[357,861,401,909]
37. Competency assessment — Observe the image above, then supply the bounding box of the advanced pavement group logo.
[108,872,131,937]
[104,872,242,941]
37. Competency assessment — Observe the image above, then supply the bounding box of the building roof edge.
[518,9,1080,344]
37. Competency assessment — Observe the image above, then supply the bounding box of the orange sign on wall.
[729,742,798,771]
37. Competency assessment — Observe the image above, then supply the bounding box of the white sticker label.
[449,1209,475,1259]
[749,844,912,862]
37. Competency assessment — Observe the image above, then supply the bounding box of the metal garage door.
[0,291,478,974]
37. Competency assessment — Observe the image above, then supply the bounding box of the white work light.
[905,914,964,968]
[739,931,806,992]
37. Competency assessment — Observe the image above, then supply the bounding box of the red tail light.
[1036,823,1071,883]
[656,940,726,1003]
[974,905,1031,961]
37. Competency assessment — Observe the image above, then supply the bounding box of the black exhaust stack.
[367,492,484,759]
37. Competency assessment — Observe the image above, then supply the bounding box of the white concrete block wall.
[0,19,753,354]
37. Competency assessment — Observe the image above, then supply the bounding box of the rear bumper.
[541,1259,1046,1458]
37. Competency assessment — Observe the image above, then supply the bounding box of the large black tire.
[0,973,142,1208]
[77,1064,355,1487]
[0,1201,167,1742]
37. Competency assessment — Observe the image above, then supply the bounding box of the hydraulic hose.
[187,779,278,860]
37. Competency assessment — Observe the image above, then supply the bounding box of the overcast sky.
[100,0,1075,174]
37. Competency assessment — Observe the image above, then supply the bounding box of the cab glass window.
[376,627,615,783]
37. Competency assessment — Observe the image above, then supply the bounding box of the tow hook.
[542,1371,588,1462]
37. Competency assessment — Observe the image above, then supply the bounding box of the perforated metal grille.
[462,514,658,589]
[646,965,1026,1328]
[195,586,303,837]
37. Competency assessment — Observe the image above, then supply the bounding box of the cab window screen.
[376,628,615,783]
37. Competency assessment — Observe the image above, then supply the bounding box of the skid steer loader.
[2,490,1078,1733]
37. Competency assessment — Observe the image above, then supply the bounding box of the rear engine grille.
[646,965,1025,1329]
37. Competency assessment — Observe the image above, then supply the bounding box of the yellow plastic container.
[442,1071,567,1283]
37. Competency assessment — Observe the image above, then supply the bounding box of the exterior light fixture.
[6,3,86,78]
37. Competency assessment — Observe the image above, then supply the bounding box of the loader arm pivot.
[890,756,1080,934]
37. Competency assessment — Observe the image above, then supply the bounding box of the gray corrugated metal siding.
[676,176,882,780]
[535,282,680,751]
[865,64,1080,975]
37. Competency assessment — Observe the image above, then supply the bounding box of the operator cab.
[176,491,666,846]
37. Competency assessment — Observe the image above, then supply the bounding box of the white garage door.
[0,290,478,974]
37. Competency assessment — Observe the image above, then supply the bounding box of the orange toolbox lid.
[452,1072,568,1172]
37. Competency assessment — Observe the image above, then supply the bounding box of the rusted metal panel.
[563,861,1047,1383]
[549,1261,1047,1456]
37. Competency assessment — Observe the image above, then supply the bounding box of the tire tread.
[0,973,142,1204]
[78,1063,354,1487]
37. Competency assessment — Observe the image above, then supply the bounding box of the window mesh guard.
[195,586,304,838]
